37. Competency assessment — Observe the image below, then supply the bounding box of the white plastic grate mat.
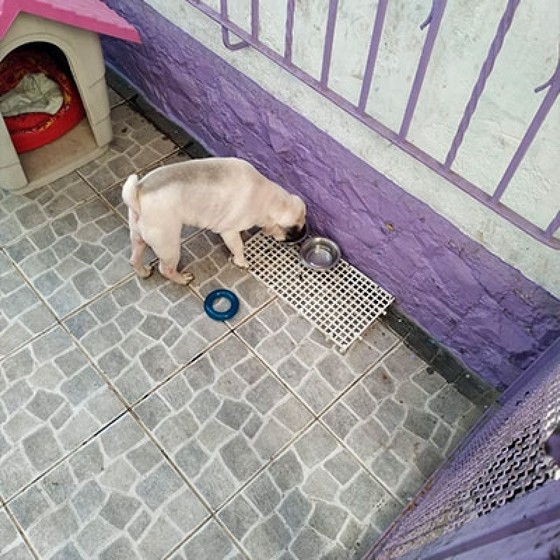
[245,232,394,352]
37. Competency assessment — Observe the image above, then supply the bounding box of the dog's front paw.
[230,256,250,270]
[177,269,195,285]
[136,265,153,279]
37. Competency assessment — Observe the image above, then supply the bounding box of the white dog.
[122,157,306,285]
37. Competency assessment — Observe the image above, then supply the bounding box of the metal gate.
[365,339,560,559]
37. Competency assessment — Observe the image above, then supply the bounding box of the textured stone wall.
[100,0,559,389]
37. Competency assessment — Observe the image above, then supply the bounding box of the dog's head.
[262,194,307,242]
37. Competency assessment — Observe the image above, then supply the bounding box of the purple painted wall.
[100,0,559,390]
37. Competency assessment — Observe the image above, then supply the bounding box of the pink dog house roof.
[0,0,140,42]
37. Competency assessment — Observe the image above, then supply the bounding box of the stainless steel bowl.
[299,237,341,270]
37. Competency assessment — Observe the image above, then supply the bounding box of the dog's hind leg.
[130,230,152,278]
[158,254,194,286]
[145,229,194,286]
[221,230,249,269]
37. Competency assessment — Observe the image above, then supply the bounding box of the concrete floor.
[0,84,497,559]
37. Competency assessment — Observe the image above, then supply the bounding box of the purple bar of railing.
[251,0,259,40]
[492,59,560,205]
[220,0,249,50]
[444,0,521,169]
[399,0,446,139]
[357,0,388,113]
[284,0,295,62]
[184,0,558,249]
[545,212,560,240]
[320,0,339,88]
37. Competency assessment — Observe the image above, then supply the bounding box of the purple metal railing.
[443,0,521,169]
[357,0,387,113]
[366,338,560,559]
[186,0,560,249]
[399,0,446,139]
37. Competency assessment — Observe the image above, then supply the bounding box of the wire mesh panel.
[368,347,560,559]
[245,232,394,352]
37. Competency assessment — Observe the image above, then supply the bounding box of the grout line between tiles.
[229,324,408,507]
[2,500,40,560]
[127,400,253,560]
[2,408,129,507]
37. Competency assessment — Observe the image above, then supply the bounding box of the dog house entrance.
[0,5,137,195]
[1,42,104,192]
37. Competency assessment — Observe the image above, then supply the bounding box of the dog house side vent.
[0,0,140,194]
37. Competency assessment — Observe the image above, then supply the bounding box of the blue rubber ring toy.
[204,289,240,321]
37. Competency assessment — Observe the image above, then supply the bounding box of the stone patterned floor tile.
[0,508,35,559]
[7,413,210,560]
[217,422,402,560]
[134,334,313,510]
[77,104,178,192]
[4,197,132,319]
[107,87,126,108]
[64,274,228,405]
[0,252,56,359]
[182,231,276,327]
[0,173,97,248]
[0,327,125,500]
[322,341,483,502]
[236,299,399,414]
[170,520,244,559]
[0,92,495,560]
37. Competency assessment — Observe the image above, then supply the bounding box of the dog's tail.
[122,173,141,215]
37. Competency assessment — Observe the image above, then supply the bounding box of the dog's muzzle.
[284,223,307,243]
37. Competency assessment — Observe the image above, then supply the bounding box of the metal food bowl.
[299,237,341,270]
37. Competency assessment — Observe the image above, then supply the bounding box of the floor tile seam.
[176,413,317,526]
[57,318,136,415]
[3,406,221,560]
[109,97,132,110]
[228,302,408,442]
[123,328,233,409]
[0,255,63,360]
[161,512,250,560]
[315,415,407,509]
[1,408,129,507]
[231,317,402,429]
[128,363,319,527]
[1,501,39,560]
[58,274,233,409]
[51,262,253,408]
[230,327,409,505]
[389,314,500,404]
[0,314,59,364]
[56,268,139,324]
[190,413,403,553]
[0,179,103,250]
[222,293,279,332]
[380,337,429,374]
[2,188,128,259]
[75,140,183,196]
[230,325,320,423]
[107,84,138,106]
[6,404,252,560]
[94,188,129,228]
[161,318,411,524]
[155,325,426,512]
[125,404,218,515]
